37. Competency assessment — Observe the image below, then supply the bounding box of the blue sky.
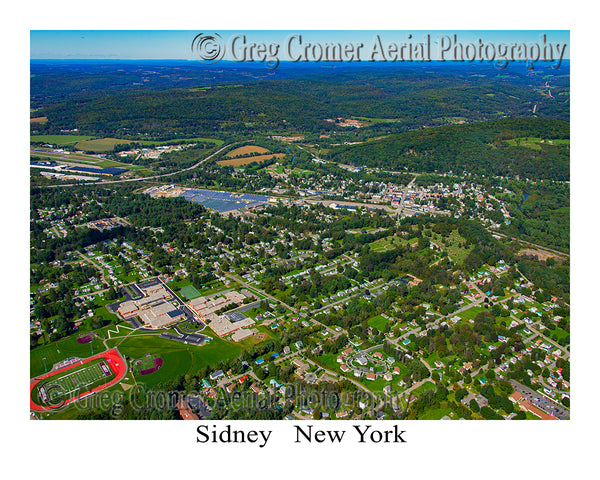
[30,30,569,60]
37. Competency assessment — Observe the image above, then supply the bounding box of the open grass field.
[225,145,270,158]
[105,334,245,387]
[74,138,132,152]
[31,334,104,377]
[417,406,454,420]
[218,153,285,167]
[411,380,436,397]
[369,236,400,252]
[367,314,390,332]
[457,305,486,323]
[549,327,570,343]
[31,134,95,145]
[30,116,48,123]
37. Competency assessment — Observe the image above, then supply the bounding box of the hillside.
[327,118,570,181]
[31,63,569,137]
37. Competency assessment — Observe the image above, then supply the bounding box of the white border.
[6,1,595,478]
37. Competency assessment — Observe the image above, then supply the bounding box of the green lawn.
[367,314,389,332]
[369,236,410,252]
[104,334,244,387]
[411,380,436,397]
[30,334,105,378]
[315,353,342,372]
[417,406,454,420]
[549,327,570,343]
[458,306,487,322]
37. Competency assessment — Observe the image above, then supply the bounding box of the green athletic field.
[180,284,202,300]
[30,335,104,378]
[106,334,244,388]
[31,358,115,407]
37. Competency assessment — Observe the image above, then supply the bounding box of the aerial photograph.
[28,29,572,424]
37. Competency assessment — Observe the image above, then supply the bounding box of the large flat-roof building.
[209,315,255,337]
[188,291,248,318]
[138,302,185,329]
[231,327,258,342]
[116,282,179,328]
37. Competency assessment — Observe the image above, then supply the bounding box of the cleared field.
[225,145,270,158]
[505,137,570,150]
[31,134,96,145]
[74,138,132,152]
[351,116,403,124]
[218,153,285,167]
[30,117,48,123]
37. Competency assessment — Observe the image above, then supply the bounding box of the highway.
[39,143,236,188]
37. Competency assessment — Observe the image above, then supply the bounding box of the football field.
[32,359,115,407]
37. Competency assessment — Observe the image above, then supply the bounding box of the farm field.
[218,153,286,167]
[225,145,270,158]
[31,134,96,145]
[351,116,403,124]
[30,116,48,123]
[74,138,132,152]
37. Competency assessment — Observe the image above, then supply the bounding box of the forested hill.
[32,63,569,136]
[327,118,570,181]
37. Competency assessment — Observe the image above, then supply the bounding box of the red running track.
[30,348,127,412]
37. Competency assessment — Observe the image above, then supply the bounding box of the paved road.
[397,175,418,218]
[76,250,108,285]
[40,143,236,188]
